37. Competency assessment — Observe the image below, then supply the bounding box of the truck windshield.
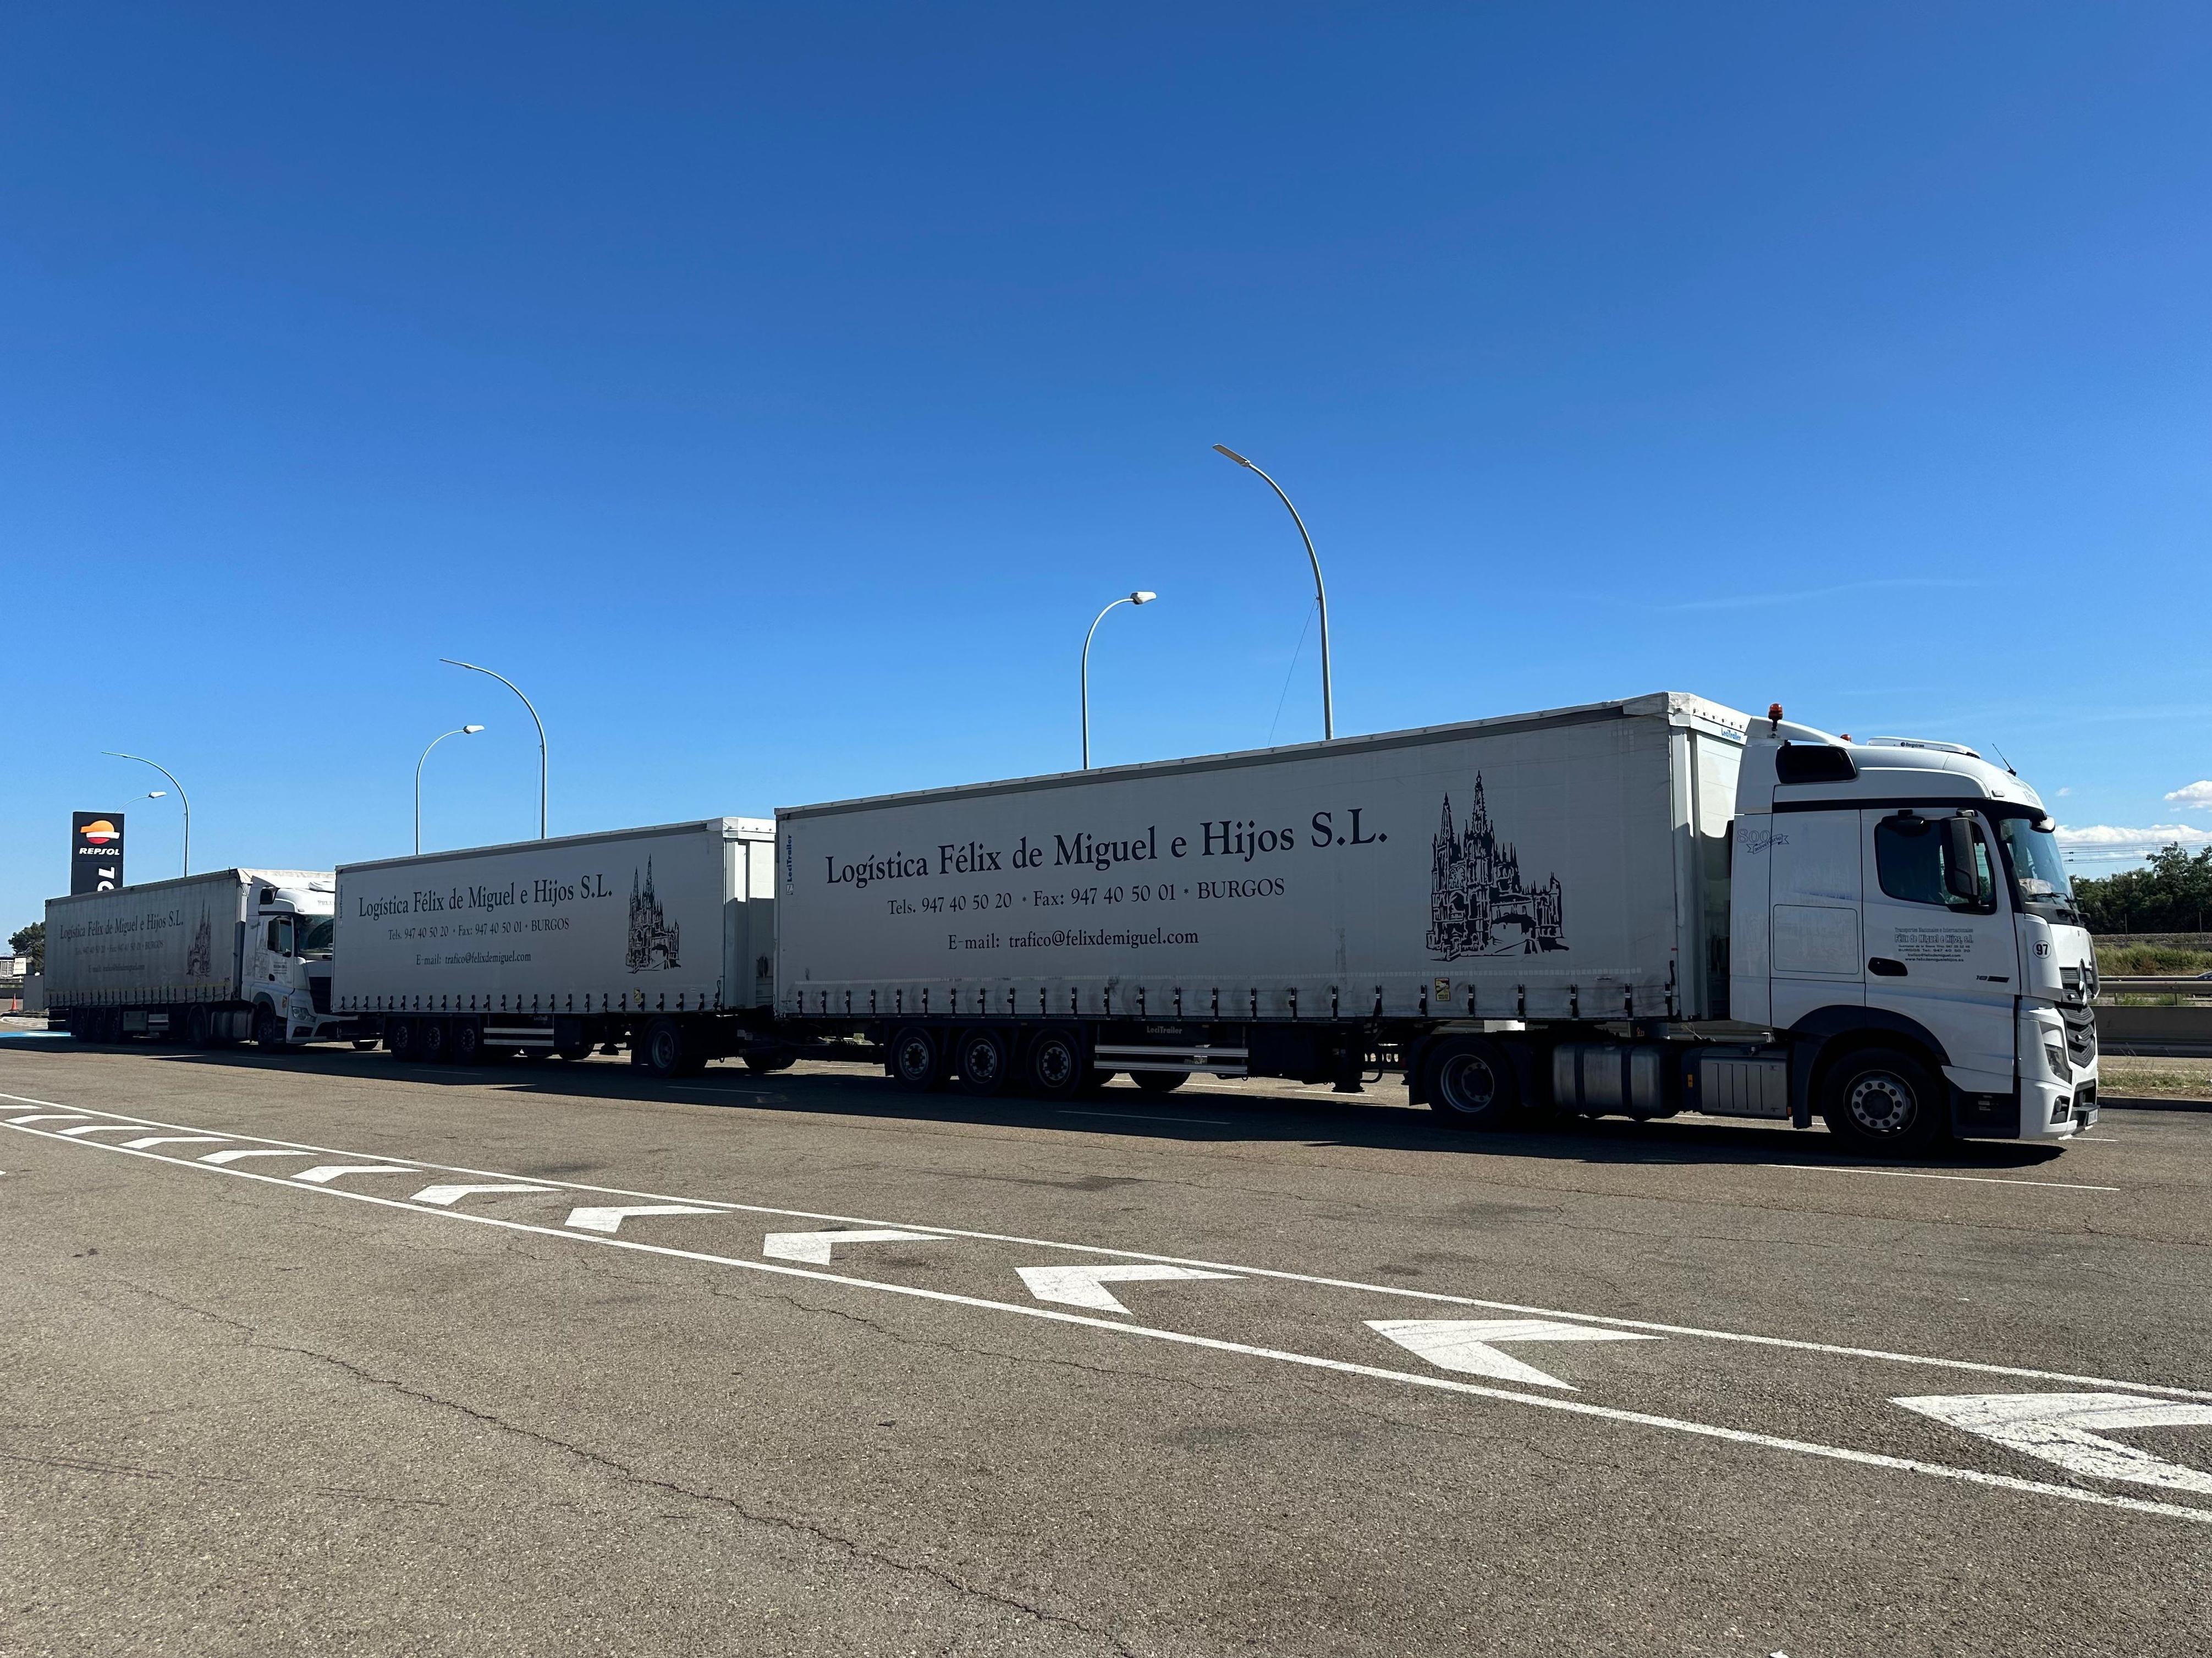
[1997,817,2078,926]
[298,916,336,958]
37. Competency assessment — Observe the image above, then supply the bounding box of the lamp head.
[144,790,167,799]
[1212,444,1252,468]
[463,724,486,734]
[1131,591,1157,605]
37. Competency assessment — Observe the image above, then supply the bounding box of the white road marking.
[410,1183,560,1207]
[565,1204,723,1234]
[292,1165,420,1184]
[763,1228,945,1264]
[119,1135,233,1151]
[7,1115,91,1126]
[1764,1165,2119,1193]
[1369,1318,1664,1390]
[3,1103,2211,1528]
[58,1123,155,1137]
[1896,1393,2212,1495]
[1018,1263,1241,1315]
[1059,1110,1234,1126]
[201,1148,316,1165]
[0,1088,2203,1403]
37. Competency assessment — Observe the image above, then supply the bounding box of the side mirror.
[1944,817,1982,902]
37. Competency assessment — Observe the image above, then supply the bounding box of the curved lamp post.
[439,659,546,837]
[1213,444,1333,740]
[1081,590,1157,768]
[415,725,486,854]
[103,751,191,875]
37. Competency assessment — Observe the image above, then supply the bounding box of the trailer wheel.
[555,1036,595,1062]
[1424,1037,1519,1129]
[889,1025,942,1091]
[954,1028,1011,1096]
[185,1006,213,1049]
[742,1050,795,1074]
[253,1003,290,1053]
[1820,1046,1946,1155]
[1131,1069,1189,1095]
[640,1017,703,1078]
[386,1018,417,1061]
[420,1019,450,1064]
[1022,1027,1087,1099]
[453,1019,485,1066]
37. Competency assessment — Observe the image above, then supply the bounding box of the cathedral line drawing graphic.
[625,860,681,972]
[1427,773,1567,959]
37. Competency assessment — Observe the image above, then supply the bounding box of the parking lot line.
[1763,1164,2119,1192]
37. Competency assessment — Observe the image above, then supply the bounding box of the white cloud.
[2164,781,2212,811]
[2055,786,2072,797]
[2054,823,2212,863]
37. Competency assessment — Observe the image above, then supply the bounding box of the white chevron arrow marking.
[564,1204,722,1234]
[201,1148,314,1165]
[1367,1318,1663,1390]
[410,1183,559,1207]
[1895,1392,2212,1494]
[763,1228,943,1264]
[7,1115,91,1126]
[59,1124,152,1137]
[120,1135,233,1151]
[292,1165,420,1184]
[1016,1263,1240,1315]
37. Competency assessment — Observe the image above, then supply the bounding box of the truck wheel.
[742,1050,795,1074]
[420,1019,450,1064]
[453,1020,484,1066]
[640,1017,700,1079]
[555,1035,595,1062]
[185,1006,213,1049]
[954,1028,1011,1096]
[1424,1037,1520,1129]
[253,1004,290,1052]
[1821,1047,1946,1155]
[889,1025,942,1091]
[1131,1070,1189,1095]
[387,1018,417,1061]
[1022,1027,1087,1099]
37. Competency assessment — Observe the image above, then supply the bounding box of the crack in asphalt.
[96,1277,1141,1656]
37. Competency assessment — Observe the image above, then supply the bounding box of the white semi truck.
[61,691,2099,1152]
[771,693,2097,1151]
[44,869,354,1049]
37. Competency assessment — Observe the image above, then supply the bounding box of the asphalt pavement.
[3,1034,2209,1657]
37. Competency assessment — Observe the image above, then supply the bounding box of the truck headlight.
[2044,1042,2068,1078]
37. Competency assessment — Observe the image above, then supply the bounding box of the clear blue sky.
[6,3,2210,938]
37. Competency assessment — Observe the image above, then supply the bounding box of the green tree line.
[2071,844,2212,934]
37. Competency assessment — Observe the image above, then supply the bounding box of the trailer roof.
[779,691,1750,821]
[335,817,773,876]
[46,868,332,906]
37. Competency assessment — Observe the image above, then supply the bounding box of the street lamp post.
[415,725,486,854]
[1213,445,1333,740]
[439,660,547,837]
[103,752,191,875]
[1081,590,1158,769]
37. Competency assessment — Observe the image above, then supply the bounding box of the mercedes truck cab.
[1729,707,2096,1150]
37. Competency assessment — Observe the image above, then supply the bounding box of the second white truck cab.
[1730,707,2096,1146]
[245,877,345,1047]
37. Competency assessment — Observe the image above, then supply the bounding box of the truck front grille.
[2061,1003,2096,1066]
[309,977,333,1014]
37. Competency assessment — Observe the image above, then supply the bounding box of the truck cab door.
[1768,808,1864,1026]
[261,917,293,985]
[1859,809,2016,1092]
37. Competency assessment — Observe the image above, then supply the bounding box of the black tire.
[742,1051,795,1074]
[889,1025,942,1091]
[352,1038,379,1051]
[1022,1026,1087,1099]
[954,1028,1012,1096]
[253,1003,289,1052]
[387,1018,417,1061]
[420,1019,451,1064]
[555,1037,595,1062]
[185,1006,213,1048]
[1423,1037,1520,1129]
[453,1019,484,1066]
[1131,1069,1189,1095]
[640,1017,696,1079]
[1821,1046,1947,1155]
[70,1010,98,1044]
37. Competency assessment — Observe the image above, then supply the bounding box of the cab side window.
[266,918,295,955]
[1874,815,1994,914]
